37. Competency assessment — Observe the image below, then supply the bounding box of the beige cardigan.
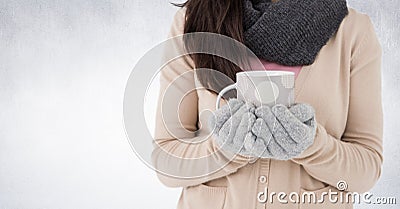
[153,7,383,209]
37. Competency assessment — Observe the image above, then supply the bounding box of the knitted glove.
[251,103,317,160]
[209,99,267,157]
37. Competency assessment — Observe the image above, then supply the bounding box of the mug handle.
[216,83,237,109]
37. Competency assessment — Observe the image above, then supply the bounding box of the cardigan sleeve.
[292,15,383,193]
[151,8,250,188]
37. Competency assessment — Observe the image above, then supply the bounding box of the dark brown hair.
[173,0,246,97]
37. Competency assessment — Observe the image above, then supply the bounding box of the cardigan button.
[259,175,267,184]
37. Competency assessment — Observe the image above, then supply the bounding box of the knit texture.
[243,0,349,66]
[209,99,317,160]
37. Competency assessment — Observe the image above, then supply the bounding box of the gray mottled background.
[0,0,399,209]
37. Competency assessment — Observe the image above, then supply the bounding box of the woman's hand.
[209,99,317,160]
[253,103,317,160]
[209,99,267,157]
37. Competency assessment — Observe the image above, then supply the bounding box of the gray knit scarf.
[243,0,348,66]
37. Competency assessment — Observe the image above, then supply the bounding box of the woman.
[153,0,383,208]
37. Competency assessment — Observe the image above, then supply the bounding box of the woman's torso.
[184,8,362,209]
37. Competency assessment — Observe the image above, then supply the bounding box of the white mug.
[216,71,295,109]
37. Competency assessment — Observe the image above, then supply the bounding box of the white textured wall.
[0,0,398,209]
